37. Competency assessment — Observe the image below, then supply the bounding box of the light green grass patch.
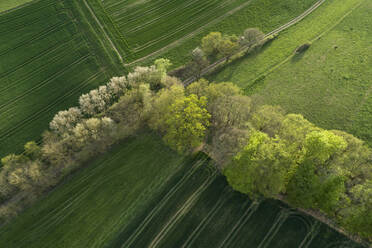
[0,0,33,12]
[209,0,364,89]
[249,0,372,145]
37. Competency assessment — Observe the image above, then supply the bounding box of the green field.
[209,0,364,88]
[0,134,364,247]
[209,0,372,145]
[247,0,372,146]
[89,0,317,67]
[0,0,125,157]
[0,0,32,12]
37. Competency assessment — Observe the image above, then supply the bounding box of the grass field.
[0,134,364,248]
[209,0,364,88]
[0,0,125,157]
[89,0,317,67]
[0,0,32,12]
[247,0,372,146]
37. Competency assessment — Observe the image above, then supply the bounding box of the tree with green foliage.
[287,130,347,210]
[154,58,172,80]
[148,84,185,133]
[251,105,286,137]
[188,47,209,79]
[224,131,295,199]
[217,35,239,61]
[162,94,211,153]
[201,32,222,57]
[240,28,265,47]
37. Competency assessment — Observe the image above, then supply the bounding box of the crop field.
[0,0,125,157]
[0,133,364,248]
[0,133,186,248]
[90,0,317,67]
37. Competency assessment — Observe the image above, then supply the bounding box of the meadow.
[209,0,364,86]
[0,133,364,248]
[248,0,372,146]
[0,0,125,157]
[90,0,317,67]
[208,0,372,145]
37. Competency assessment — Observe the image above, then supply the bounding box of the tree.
[79,86,112,116]
[201,32,222,57]
[127,65,162,91]
[209,95,252,131]
[188,47,209,79]
[107,84,153,133]
[107,76,130,98]
[217,35,239,61]
[154,58,172,81]
[50,107,83,135]
[224,131,295,199]
[287,130,347,209]
[24,141,42,160]
[207,127,250,166]
[148,84,185,133]
[162,94,211,153]
[240,28,265,47]
[251,105,286,137]
[342,181,372,239]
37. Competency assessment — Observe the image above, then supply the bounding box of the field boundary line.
[81,0,124,64]
[120,158,206,248]
[124,0,255,66]
[148,171,218,248]
[182,0,326,86]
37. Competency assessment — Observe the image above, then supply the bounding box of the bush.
[295,42,311,54]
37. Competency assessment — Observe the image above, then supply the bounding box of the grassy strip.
[133,0,317,68]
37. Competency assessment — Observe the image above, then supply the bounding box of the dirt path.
[82,0,124,64]
[183,0,326,86]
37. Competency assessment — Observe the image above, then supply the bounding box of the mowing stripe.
[0,54,89,112]
[0,34,79,80]
[148,171,218,248]
[0,21,66,57]
[0,70,101,141]
[299,221,321,248]
[181,187,232,248]
[120,158,207,248]
[218,200,260,248]
[257,209,290,248]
